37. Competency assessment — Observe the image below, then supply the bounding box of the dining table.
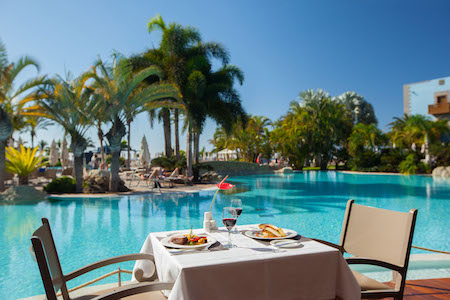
[132,224,360,300]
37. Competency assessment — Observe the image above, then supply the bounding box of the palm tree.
[184,61,246,166]
[389,114,449,163]
[38,139,48,151]
[131,15,235,173]
[336,91,377,125]
[146,15,203,159]
[89,93,108,169]
[348,123,386,156]
[0,40,46,191]
[36,73,94,192]
[21,116,52,148]
[210,115,270,163]
[92,57,182,192]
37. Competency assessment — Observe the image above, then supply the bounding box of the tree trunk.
[31,133,35,148]
[174,109,180,160]
[98,128,105,169]
[110,150,121,192]
[74,155,83,193]
[193,131,200,165]
[162,109,172,157]
[186,123,193,177]
[105,118,126,193]
[319,154,328,170]
[127,121,131,168]
[19,175,29,185]
[0,141,6,192]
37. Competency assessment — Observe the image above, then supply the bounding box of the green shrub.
[44,176,76,194]
[348,150,381,172]
[399,153,431,174]
[378,149,406,172]
[430,143,450,166]
[151,156,186,170]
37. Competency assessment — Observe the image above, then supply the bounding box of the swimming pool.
[1,171,449,299]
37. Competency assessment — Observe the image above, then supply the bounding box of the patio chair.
[165,168,192,186]
[31,218,173,300]
[61,167,74,176]
[44,169,58,182]
[312,200,417,300]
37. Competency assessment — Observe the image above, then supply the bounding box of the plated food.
[160,231,217,250]
[244,224,298,240]
[256,224,287,238]
[170,233,208,246]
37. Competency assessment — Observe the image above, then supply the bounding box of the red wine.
[235,208,243,217]
[223,218,237,230]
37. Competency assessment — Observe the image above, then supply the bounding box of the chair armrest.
[310,238,344,253]
[346,257,403,272]
[91,281,174,300]
[64,253,155,281]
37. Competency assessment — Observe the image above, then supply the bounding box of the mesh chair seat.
[351,270,391,291]
[72,286,167,300]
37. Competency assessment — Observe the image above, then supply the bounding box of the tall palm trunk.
[74,154,83,193]
[127,120,131,168]
[0,111,13,192]
[106,118,126,192]
[97,126,105,169]
[162,108,172,157]
[174,109,180,159]
[193,131,200,164]
[31,132,35,148]
[186,122,193,177]
[110,150,121,192]
[71,138,88,193]
[0,141,6,192]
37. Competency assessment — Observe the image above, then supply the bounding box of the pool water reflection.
[0,171,449,299]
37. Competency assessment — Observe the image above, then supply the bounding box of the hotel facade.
[403,76,450,121]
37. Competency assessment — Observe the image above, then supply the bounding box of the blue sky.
[1,0,450,155]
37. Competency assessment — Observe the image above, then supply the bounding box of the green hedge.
[44,176,76,194]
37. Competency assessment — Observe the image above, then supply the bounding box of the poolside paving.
[366,278,450,299]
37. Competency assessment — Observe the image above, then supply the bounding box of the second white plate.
[244,229,298,240]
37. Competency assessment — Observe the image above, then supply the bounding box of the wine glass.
[222,207,237,248]
[230,199,243,232]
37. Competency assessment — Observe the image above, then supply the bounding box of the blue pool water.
[0,171,449,299]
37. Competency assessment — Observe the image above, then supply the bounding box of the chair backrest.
[61,168,73,176]
[31,218,69,300]
[340,200,417,268]
[45,169,58,179]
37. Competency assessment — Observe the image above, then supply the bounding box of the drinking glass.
[222,207,237,248]
[230,199,243,232]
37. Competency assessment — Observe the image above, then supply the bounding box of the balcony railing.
[428,102,450,115]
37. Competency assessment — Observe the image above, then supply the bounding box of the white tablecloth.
[133,225,360,300]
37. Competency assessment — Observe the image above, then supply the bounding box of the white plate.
[160,235,217,249]
[270,239,303,248]
[244,229,298,240]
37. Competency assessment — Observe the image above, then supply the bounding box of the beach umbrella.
[140,136,151,166]
[49,140,59,166]
[60,138,69,167]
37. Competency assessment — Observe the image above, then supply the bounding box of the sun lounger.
[166,168,193,185]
